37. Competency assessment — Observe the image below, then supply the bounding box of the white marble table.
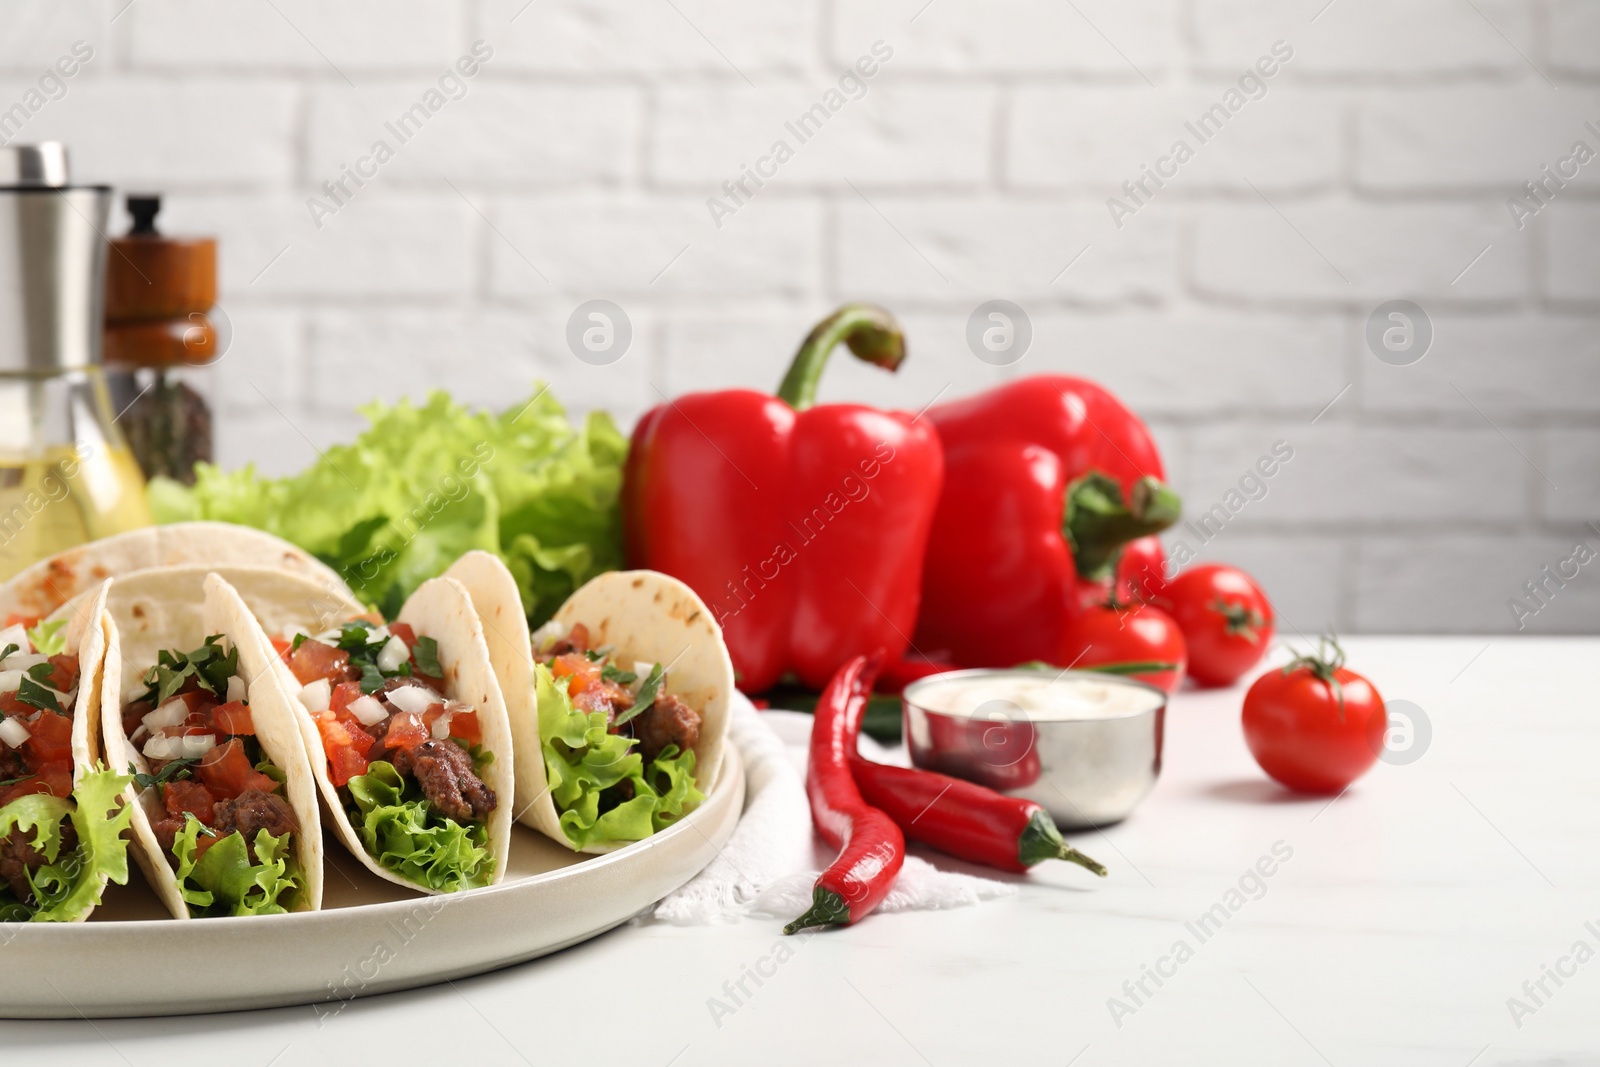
[9,636,1597,1066]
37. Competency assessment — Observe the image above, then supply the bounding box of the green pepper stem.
[1064,473,1182,582]
[1018,809,1108,875]
[783,887,851,935]
[776,304,907,412]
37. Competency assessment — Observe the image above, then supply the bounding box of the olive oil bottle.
[0,143,151,581]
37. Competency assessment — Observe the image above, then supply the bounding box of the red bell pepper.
[623,305,944,692]
[914,376,1180,668]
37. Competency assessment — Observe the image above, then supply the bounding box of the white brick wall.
[2,0,1595,635]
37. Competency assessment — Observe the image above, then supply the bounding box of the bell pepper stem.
[776,304,907,412]
[1065,472,1182,582]
[1018,810,1108,875]
[783,887,851,935]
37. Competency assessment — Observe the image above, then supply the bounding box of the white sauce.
[911,672,1163,722]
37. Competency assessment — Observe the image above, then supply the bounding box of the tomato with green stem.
[1159,563,1274,687]
[1056,598,1186,694]
[1242,637,1386,795]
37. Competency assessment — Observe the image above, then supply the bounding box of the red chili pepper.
[623,305,944,693]
[784,653,904,935]
[914,378,1180,668]
[847,754,1107,877]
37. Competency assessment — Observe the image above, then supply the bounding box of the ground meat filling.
[410,740,496,823]
[0,823,75,904]
[634,692,701,765]
[362,679,497,823]
[0,745,25,783]
[538,622,705,768]
[213,790,299,853]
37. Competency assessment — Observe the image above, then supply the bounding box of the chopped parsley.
[15,675,63,714]
[412,636,441,678]
[600,663,637,686]
[140,635,238,707]
[133,757,199,791]
[612,662,665,728]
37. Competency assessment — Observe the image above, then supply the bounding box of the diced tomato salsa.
[24,711,73,766]
[288,640,351,685]
[552,653,600,695]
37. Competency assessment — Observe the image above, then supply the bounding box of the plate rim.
[1,743,745,943]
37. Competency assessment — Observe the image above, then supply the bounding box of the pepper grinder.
[103,193,217,485]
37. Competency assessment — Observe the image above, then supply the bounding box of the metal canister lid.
[0,142,70,188]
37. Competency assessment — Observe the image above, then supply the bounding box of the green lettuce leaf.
[346,761,493,892]
[148,387,626,627]
[536,664,703,850]
[0,765,135,923]
[24,619,67,656]
[172,816,301,917]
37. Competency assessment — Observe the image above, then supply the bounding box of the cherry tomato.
[1057,602,1187,693]
[1116,536,1168,604]
[1159,563,1275,688]
[288,640,351,685]
[1242,640,1386,794]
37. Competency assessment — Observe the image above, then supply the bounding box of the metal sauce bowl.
[903,668,1166,829]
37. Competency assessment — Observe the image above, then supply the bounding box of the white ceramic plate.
[0,746,744,1019]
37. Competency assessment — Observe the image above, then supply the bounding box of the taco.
[98,571,324,918]
[272,575,513,894]
[445,552,732,854]
[0,583,134,921]
[0,521,352,626]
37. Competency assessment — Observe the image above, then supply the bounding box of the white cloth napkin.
[652,694,1014,924]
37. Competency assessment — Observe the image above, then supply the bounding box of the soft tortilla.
[230,572,512,895]
[1,522,353,625]
[444,552,733,855]
[94,570,326,917]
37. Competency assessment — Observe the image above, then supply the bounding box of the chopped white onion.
[368,625,390,642]
[530,618,569,652]
[430,712,453,740]
[142,698,189,734]
[348,695,388,727]
[226,674,246,703]
[179,734,217,758]
[299,678,331,713]
[376,635,410,674]
[2,652,46,672]
[142,733,184,760]
[384,685,434,715]
[0,716,30,747]
[0,625,28,653]
[0,670,21,695]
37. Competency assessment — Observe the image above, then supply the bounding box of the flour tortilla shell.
[94,570,325,917]
[1,522,352,624]
[247,571,516,895]
[443,553,733,856]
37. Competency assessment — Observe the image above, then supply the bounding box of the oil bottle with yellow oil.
[0,143,151,582]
